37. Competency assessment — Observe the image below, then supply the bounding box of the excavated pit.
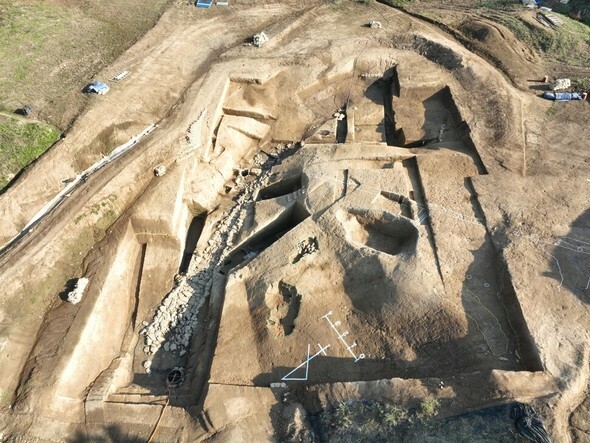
[337,208,418,257]
[395,86,488,174]
[266,281,302,337]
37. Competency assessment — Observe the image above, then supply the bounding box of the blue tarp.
[195,0,213,7]
[84,82,109,95]
[543,92,582,101]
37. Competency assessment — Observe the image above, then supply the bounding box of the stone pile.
[66,277,89,305]
[140,146,297,362]
[253,31,269,48]
[550,78,571,91]
[292,237,318,264]
[298,237,318,256]
[153,165,167,177]
[333,109,346,121]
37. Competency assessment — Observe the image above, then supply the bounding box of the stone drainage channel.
[140,144,298,373]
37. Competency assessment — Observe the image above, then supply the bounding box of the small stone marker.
[111,71,129,82]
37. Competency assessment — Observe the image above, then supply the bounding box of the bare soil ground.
[0,0,589,442]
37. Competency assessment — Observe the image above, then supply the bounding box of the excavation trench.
[336,106,348,144]
[179,214,207,273]
[258,175,302,201]
[360,67,400,146]
[219,201,310,275]
[394,86,488,175]
[383,75,398,146]
[496,259,543,372]
[463,178,541,371]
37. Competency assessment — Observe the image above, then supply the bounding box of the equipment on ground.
[83,81,110,95]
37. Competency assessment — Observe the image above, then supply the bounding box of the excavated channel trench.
[219,201,310,275]
[179,214,206,273]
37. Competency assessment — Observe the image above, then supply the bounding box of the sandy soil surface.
[0,0,589,441]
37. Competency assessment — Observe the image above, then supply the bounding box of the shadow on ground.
[546,207,590,304]
[68,425,144,442]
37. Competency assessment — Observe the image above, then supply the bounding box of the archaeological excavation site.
[0,0,589,441]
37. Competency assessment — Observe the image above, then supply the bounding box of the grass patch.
[0,113,60,189]
[0,1,90,129]
[482,11,590,66]
[571,77,590,91]
[544,16,590,66]
[0,0,171,188]
[0,2,69,89]
[75,194,118,225]
[318,400,410,440]
[0,389,10,407]
[545,102,558,119]
[317,400,528,442]
[405,403,531,442]
[477,0,520,10]
[316,398,442,441]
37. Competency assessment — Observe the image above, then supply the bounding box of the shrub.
[420,397,440,417]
